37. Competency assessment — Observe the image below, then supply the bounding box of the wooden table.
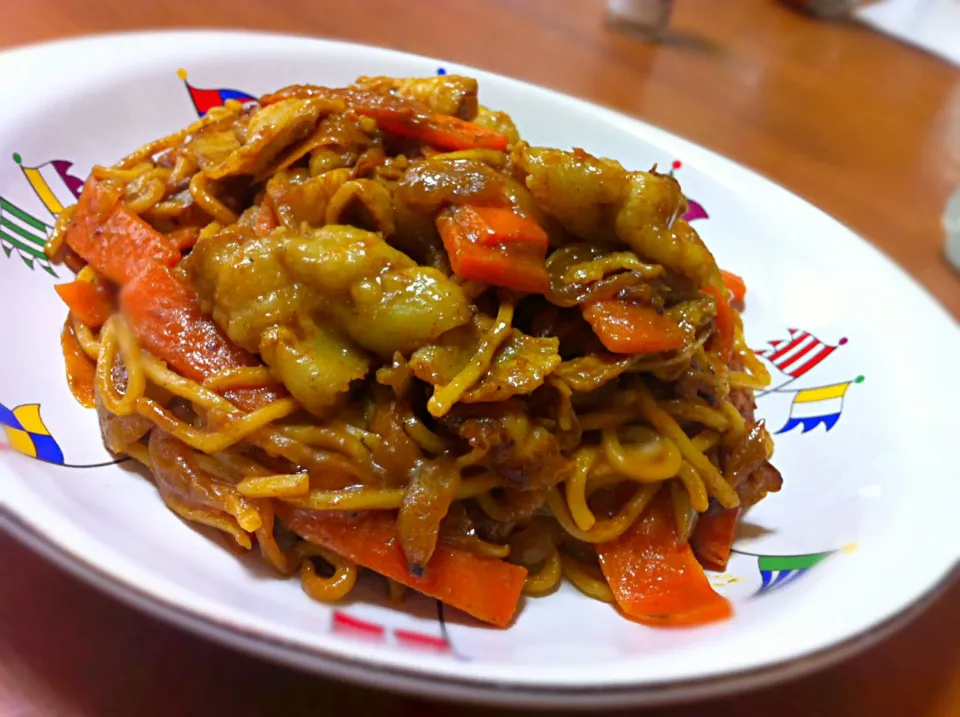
[1,1,958,715]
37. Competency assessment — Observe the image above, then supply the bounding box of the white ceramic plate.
[0,30,957,709]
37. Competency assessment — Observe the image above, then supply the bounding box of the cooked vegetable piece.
[703,286,734,361]
[690,508,739,571]
[55,278,114,328]
[277,505,527,627]
[64,177,179,284]
[437,206,550,293]
[582,300,685,354]
[61,318,97,408]
[120,262,281,411]
[720,269,746,302]
[596,493,732,626]
[359,104,509,152]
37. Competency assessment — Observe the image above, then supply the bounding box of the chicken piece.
[512,143,627,243]
[206,99,322,180]
[396,156,510,214]
[324,178,395,235]
[615,171,720,286]
[553,352,638,392]
[410,318,561,403]
[473,106,520,145]
[186,226,301,352]
[354,74,479,120]
[259,323,369,417]
[342,266,472,357]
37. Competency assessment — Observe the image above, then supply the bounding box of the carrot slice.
[277,505,527,628]
[64,177,180,284]
[691,507,740,572]
[167,226,201,252]
[582,300,686,354]
[596,493,732,626]
[436,206,550,293]
[120,262,282,411]
[467,206,549,250]
[54,278,114,328]
[60,317,96,408]
[703,286,734,362]
[720,270,746,303]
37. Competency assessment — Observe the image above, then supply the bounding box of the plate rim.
[1,28,958,708]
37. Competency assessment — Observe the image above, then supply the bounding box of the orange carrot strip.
[691,507,740,572]
[703,286,734,362]
[582,300,686,354]
[437,206,550,293]
[468,206,549,250]
[358,102,509,152]
[277,506,527,627]
[64,177,180,285]
[54,279,114,329]
[720,270,746,303]
[120,262,282,412]
[596,493,732,627]
[60,317,96,408]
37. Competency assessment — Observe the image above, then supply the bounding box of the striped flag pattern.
[667,160,709,222]
[0,196,56,276]
[0,403,65,464]
[178,68,256,117]
[330,609,454,655]
[758,328,846,379]
[756,552,833,594]
[12,153,84,216]
[778,376,864,434]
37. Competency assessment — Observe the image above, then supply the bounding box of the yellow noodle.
[126,175,169,215]
[134,395,299,453]
[523,549,563,596]
[427,294,514,417]
[692,430,720,452]
[236,473,310,499]
[44,205,75,258]
[660,399,730,431]
[547,483,660,544]
[72,315,101,360]
[720,399,747,440]
[94,318,146,417]
[92,162,153,181]
[566,447,598,531]
[676,460,710,513]
[190,172,239,225]
[162,494,252,550]
[601,425,682,482]
[279,425,374,465]
[298,546,358,603]
[387,579,407,604]
[560,554,615,604]
[634,384,740,509]
[289,475,498,511]
[549,377,575,432]
[401,412,449,455]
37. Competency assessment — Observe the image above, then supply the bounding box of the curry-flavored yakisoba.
[49,74,780,627]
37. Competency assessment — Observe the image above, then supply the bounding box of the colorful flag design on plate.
[758,328,846,379]
[667,160,709,221]
[756,551,834,594]
[0,403,64,464]
[0,196,56,276]
[777,376,865,434]
[12,153,84,216]
[178,68,256,117]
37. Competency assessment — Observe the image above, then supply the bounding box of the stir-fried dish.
[49,74,781,628]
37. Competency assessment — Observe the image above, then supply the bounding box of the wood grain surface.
[1,1,958,715]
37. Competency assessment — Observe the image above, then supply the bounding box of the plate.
[0,30,957,709]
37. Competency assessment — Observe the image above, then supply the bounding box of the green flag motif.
[0,196,56,276]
